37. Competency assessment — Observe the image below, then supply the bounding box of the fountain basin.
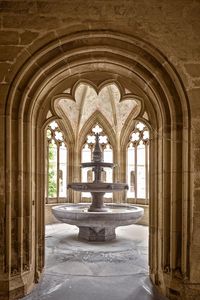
[68,182,129,193]
[52,203,144,241]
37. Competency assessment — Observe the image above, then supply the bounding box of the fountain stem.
[68,133,128,213]
[88,192,107,212]
[88,133,108,211]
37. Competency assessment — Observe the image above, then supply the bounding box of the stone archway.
[1,31,190,299]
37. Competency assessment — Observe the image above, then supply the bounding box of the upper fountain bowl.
[68,182,129,193]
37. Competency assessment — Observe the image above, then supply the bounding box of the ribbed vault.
[55,81,140,139]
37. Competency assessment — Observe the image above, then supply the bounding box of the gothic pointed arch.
[71,79,99,97]
[51,98,76,146]
[121,116,151,151]
[1,30,192,300]
[126,119,150,202]
[120,107,146,148]
[78,110,117,154]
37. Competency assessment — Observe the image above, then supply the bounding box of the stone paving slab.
[22,224,168,300]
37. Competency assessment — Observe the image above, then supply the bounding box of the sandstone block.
[0,63,11,82]
[193,78,200,87]
[0,31,19,45]
[188,88,200,117]
[0,84,9,113]
[20,31,39,45]
[193,149,200,172]
[36,1,73,15]
[3,15,62,31]
[184,63,200,78]
[193,189,200,212]
[37,1,104,18]
[191,215,200,263]
[0,1,37,14]
[0,46,22,61]
[192,132,200,148]
[194,173,200,189]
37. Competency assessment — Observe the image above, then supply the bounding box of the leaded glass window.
[127,121,149,203]
[46,121,67,203]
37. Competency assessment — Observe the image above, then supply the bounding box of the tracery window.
[81,124,113,198]
[127,121,149,203]
[46,121,67,203]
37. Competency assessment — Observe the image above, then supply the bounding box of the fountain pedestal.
[78,226,116,241]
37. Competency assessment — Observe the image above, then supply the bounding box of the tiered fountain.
[52,133,144,241]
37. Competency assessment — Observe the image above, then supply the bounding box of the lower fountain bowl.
[52,203,144,242]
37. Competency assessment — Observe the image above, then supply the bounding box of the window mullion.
[135,143,137,203]
[66,147,68,202]
[46,142,49,204]
[57,143,60,203]
[145,143,148,204]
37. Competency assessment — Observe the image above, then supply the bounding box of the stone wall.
[0,0,199,90]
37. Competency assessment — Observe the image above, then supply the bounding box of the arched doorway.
[3,31,190,299]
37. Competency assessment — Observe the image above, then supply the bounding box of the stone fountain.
[52,133,144,241]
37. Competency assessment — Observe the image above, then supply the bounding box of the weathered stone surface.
[192,119,200,146]
[0,63,11,82]
[188,89,200,117]
[193,189,200,212]
[184,63,200,78]
[192,212,200,240]
[3,15,63,31]
[193,150,200,172]
[0,46,22,61]
[193,173,200,189]
[0,84,10,114]
[0,0,198,65]
[193,79,200,87]
[0,31,19,45]
[19,31,39,45]
[190,245,200,283]
[0,1,37,14]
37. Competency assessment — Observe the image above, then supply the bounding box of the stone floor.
[22,224,168,300]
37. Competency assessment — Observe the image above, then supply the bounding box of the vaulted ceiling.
[56,82,142,138]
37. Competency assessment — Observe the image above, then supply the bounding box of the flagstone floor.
[22,223,168,300]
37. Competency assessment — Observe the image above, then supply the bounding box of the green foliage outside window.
[48,144,57,197]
